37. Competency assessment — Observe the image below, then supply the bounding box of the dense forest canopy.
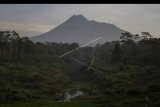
[0,31,160,106]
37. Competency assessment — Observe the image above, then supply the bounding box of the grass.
[0,99,103,107]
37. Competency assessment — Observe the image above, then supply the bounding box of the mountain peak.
[31,15,125,45]
[69,14,88,21]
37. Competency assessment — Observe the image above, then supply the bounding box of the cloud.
[0,21,52,33]
[0,4,160,37]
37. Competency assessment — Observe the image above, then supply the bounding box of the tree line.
[0,30,160,67]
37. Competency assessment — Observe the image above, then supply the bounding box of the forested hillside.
[0,31,160,106]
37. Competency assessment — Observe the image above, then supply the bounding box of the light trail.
[59,37,102,58]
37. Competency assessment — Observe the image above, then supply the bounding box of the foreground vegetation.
[0,99,103,107]
[0,31,160,106]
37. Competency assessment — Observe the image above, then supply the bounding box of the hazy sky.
[0,4,160,37]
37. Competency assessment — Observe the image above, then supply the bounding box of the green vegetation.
[0,31,160,106]
[0,99,103,107]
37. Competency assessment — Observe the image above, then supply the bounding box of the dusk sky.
[0,4,160,37]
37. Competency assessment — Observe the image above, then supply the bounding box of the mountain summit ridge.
[31,14,125,45]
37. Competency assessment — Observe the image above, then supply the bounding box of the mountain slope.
[31,15,125,45]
